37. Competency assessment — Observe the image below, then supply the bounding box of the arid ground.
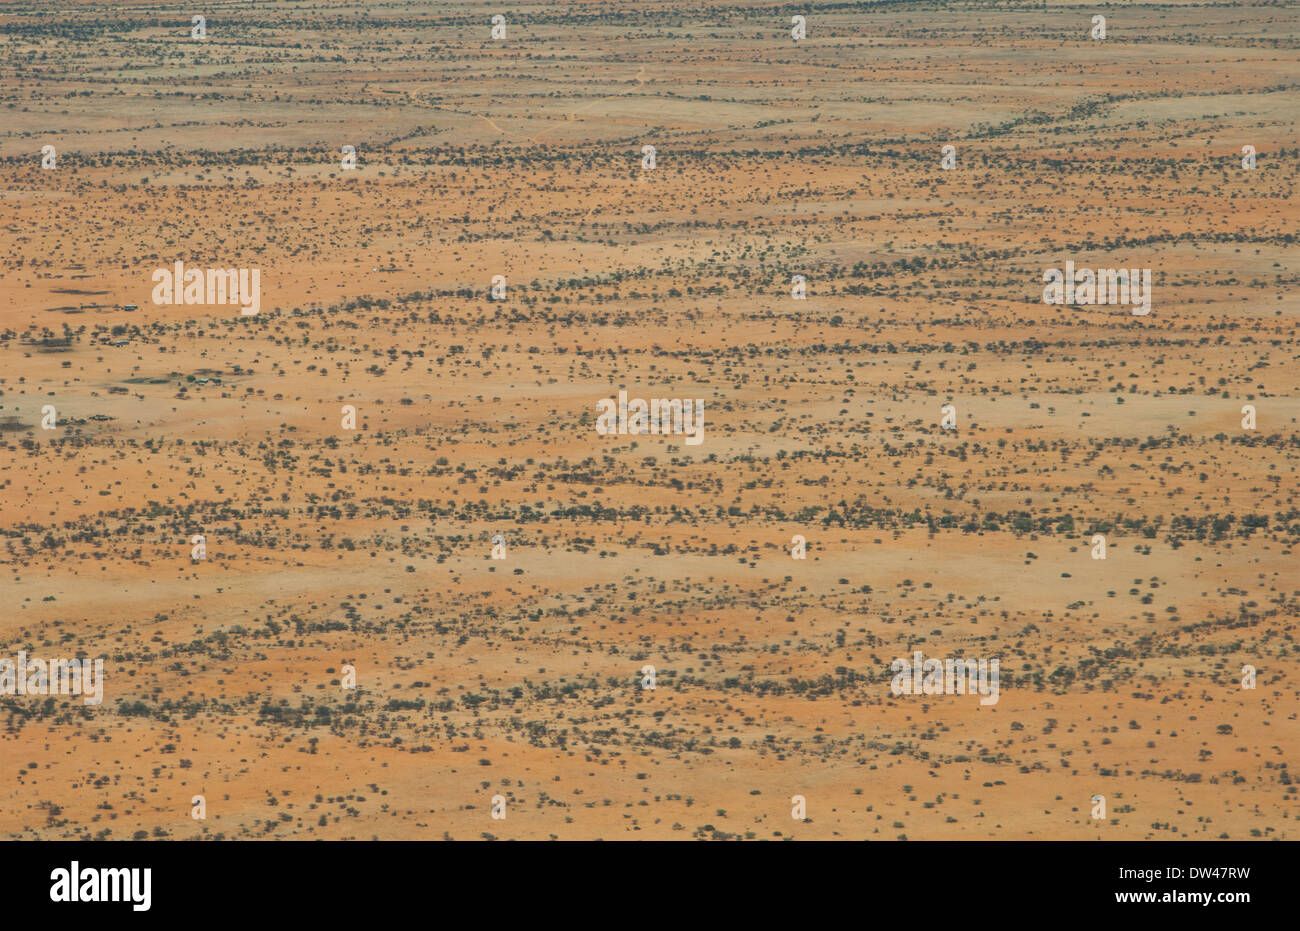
[0,0,1296,839]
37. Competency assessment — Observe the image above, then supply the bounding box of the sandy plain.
[0,0,1296,839]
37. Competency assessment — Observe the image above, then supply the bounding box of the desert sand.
[0,0,1296,840]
